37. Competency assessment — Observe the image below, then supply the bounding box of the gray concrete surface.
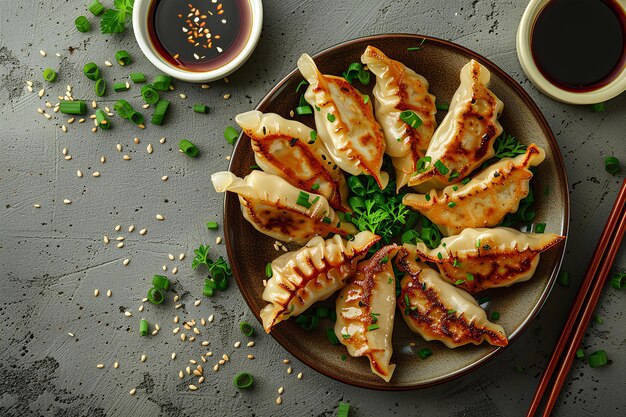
[1,1,625,416]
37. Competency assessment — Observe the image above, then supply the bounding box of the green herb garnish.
[101,0,134,34]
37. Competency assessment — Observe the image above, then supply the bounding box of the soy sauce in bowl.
[531,0,626,92]
[148,0,253,72]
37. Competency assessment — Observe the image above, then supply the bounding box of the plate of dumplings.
[214,34,569,389]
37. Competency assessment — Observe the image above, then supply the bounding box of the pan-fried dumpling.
[396,245,508,348]
[403,144,546,235]
[408,60,504,192]
[412,227,564,293]
[335,244,399,382]
[298,53,389,189]
[361,46,437,191]
[211,170,356,245]
[261,231,381,333]
[236,110,350,211]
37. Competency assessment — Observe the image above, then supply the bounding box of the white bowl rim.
[516,0,626,104]
[133,0,263,83]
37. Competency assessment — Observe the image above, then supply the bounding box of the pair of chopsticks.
[526,178,626,417]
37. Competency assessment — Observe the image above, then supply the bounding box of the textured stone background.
[1,1,625,416]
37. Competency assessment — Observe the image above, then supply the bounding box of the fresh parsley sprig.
[101,0,134,34]
[493,132,527,159]
[192,244,232,292]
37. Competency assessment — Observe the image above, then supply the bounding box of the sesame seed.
[278,387,284,394]
[92,171,100,177]
[200,318,206,326]
[290,109,295,117]
[147,143,153,154]
[103,235,109,244]
[156,214,164,220]
[37,108,44,114]
[117,235,126,240]
[174,316,179,323]
[283,359,290,364]
[161,175,169,181]
[222,354,229,362]
[179,370,184,379]
[225,155,231,160]
[140,229,147,235]
[180,333,186,341]
[193,370,201,376]
[189,336,196,342]
[297,372,303,379]
[201,84,210,89]
[92,100,97,108]
[78,118,85,123]
[142,298,148,302]
[173,327,180,334]
[287,367,292,374]
[44,113,52,120]
[247,341,255,347]
[123,258,130,266]
[126,82,130,89]
[33,203,41,208]
[167,253,175,260]
[215,237,222,244]
[151,329,158,335]
[233,341,241,348]
[263,279,267,287]
[96,364,105,369]
[172,267,178,274]
[201,341,209,346]
[38,88,45,97]
[94,289,99,297]
[179,93,187,99]
[247,354,255,359]
[162,265,167,271]
[128,225,135,232]
[39,50,46,56]
[133,137,140,144]
[105,60,113,67]
[174,295,180,302]
[107,290,112,297]
[63,198,72,205]
[55,53,61,57]
[193,327,200,335]
[223,93,231,100]
[115,225,121,231]
[123,155,131,160]
[140,354,147,362]
[186,366,191,375]
[113,361,119,368]
[273,243,280,251]
[116,144,122,152]
[138,305,143,312]
[67,118,75,124]
[218,359,225,365]
[198,376,205,384]
[61,125,67,133]
[124,311,132,317]
[189,385,198,391]
[64,155,72,160]
[194,299,201,306]
[206,352,213,357]
[129,388,136,395]
[171,352,177,360]
[117,242,124,248]
[276,397,282,405]
[208,315,214,323]
[27,86,33,92]
[213,364,219,372]
[27,80,33,87]
[159,137,166,144]
[179,253,185,260]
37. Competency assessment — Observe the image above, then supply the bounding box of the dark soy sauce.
[148,0,252,72]
[531,0,626,91]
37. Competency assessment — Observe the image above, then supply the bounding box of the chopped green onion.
[436,102,449,111]
[588,350,608,368]
[308,130,317,144]
[203,278,217,297]
[75,16,90,32]
[115,50,131,66]
[152,275,170,291]
[362,94,370,104]
[113,99,133,119]
[337,402,350,417]
[454,279,465,285]
[152,74,172,91]
[367,324,380,331]
[576,348,585,359]
[130,72,146,83]
[296,191,312,209]
[94,78,106,96]
[129,111,144,126]
[88,0,105,16]
[265,263,273,278]
[295,314,319,331]
[347,176,365,196]
[316,307,330,318]
[147,287,164,304]
[434,160,450,175]
[490,311,500,320]
[139,319,149,336]
[415,156,432,173]
[447,201,457,208]
[95,109,110,129]
[239,321,254,337]
[447,309,456,315]
[477,296,490,305]
[214,274,228,291]
[535,223,546,233]
[591,102,605,112]
[399,110,422,128]
[113,82,129,92]
[417,348,433,359]
[141,85,159,104]
[59,101,87,115]
[424,194,431,201]
[557,270,569,286]
[610,272,626,289]
[193,104,209,114]
[295,105,313,115]
[325,328,339,345]
[449,171,460,181]
[327,113,336,122]
[322,216,332,224]
[179,139,199,158]
[43,68,57,82]
[233,372,254,389]
[150,99,170,125]
[437,252,443,260]
[83,63,100,80]
[593,315,604,324]
[224,126,239,145]
[295,80,309,92]
[465,273,474,281]
[206,221,218,230]
[311,183,320,191]
[461,177,471,185]
[605,156,620,174]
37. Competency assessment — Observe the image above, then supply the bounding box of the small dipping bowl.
[517,0,626,104]
[133,0,263,83]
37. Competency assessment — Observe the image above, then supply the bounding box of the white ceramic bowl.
[517,0,626,104]
[133,0,263,83]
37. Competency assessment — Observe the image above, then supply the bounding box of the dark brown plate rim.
[224,33,570,390]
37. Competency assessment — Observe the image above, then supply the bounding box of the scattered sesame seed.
[162,265,167,271]
[125,82,130,89]
[283,359,290,364]
[200,318,206,326]
[282,245,288,252]
[116,144,122,152]
[194,299,201,306]
[128,225,135,232]
[179,253,185,260]
[103,235,109,244]
[167,253,175,260]
[189,385,198,391]
[96,364,105,369]
[171,352,177,360]
[273,243,280,251]
[234,341,241,348]
[218,359,225,365]
[263,279,267,287]
[176,304,183,310]
[215,236,222,244]
[201,84,210,89]
[133,137,140,144]
[278,387,284,394]
[208,314,214,323]
[159,137,166,144]
[61,125,67,133]
[193,327,200,335]
[186,366,191,375]
[39,50,46,57]
[247,341,255,347]
[147,143,153,154]
[222,354,229,362]
[290,109,295,117]
[94,289,99,297]
[140,354,147,362]
[223,93,231,100]
[91,127,97,133]
[129,388,136,395]
[172,267,178,274]
[173,327,180,334]
[189,336,196,342]
[44,113,52,120]
[179,370,184,379]
[190,359,197,365]
[156,214,164,220]
[206,352,213,357]
[287,367,292,374]
[38,88,45,97]
[179,93,187,99]
[139,229,147,235]
[198,376,205,384]
[123,154,131,160]
[180,333,186,341]
[67,118,75,124]
[161,175,169,181]
[138,305,144,312]
[115,225,121,231]
[297,372,303,379]
[92,171,100,177]
[105,60,113,67]
[78,118,85,123]
[276,397,282,405]
[113,361,119,368]
[142,298,148,302]
[27,86,33,92]
[174,316,179,323]
[55,53,61,57]
[63,199,72,204]
[151,329,158,335]
[225,155,231,160]
[37,108,44,114]
[107,290,112,297]
[125,311,132,317]
[27,80,33,87]
[117,242,124,248]
[123,258,130,266]
[64,155,72,160]
[174,295,180,302]
[117,235,125,240]
[213,364,219,372]
[247,354,255,359]
[201,341,209,346]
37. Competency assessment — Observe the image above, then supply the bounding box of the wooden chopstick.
[527,178,626,417]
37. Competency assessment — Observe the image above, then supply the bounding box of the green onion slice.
[327,113,336,122]
[588,350,608,368]
[113,82,129,92]
[59,101,87,115]
[239,321,254,337]
[115,50,131,66]
[417,348,433,359]
[75,16,90,32]
[557,270,569,286]
[591,102,605,112]
[399,110,423,128]
[490,311,500,320]
[415,156,432,173]
[265,263,273,278]
[83,62,100,80]
[434,160,450,175]
[179,139,199,158]
[325,328,339,345]
[129,111,144,126]
[347,176,365,196]
[147,287,164,304]
[94,78,106,97]
[605,156,620,174]
[295,105,313,115]
[295,80,309,92]
[436,102,449,111]
[203,285,214,297]
[114,99,133,119]
[535,223,546,233]
[140,85,159,104]
[88,0,105,16]
[337,402,351,417]
[94,109,110,129]
[296,191,312,209]
[43,68,57,82]
[224,126,239,145]
[206,221,218,230]
[139,319,149,336]
[152,274,170,291]
[233,372,254,389]
[130,72,146,83]
[152,74,172,91]
[150,99,170,125]
[610,272,626,289]
[193,104,209,114]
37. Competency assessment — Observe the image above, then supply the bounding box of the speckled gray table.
[1,1,625,416]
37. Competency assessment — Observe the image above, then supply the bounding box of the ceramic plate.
[224,34,569,389]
